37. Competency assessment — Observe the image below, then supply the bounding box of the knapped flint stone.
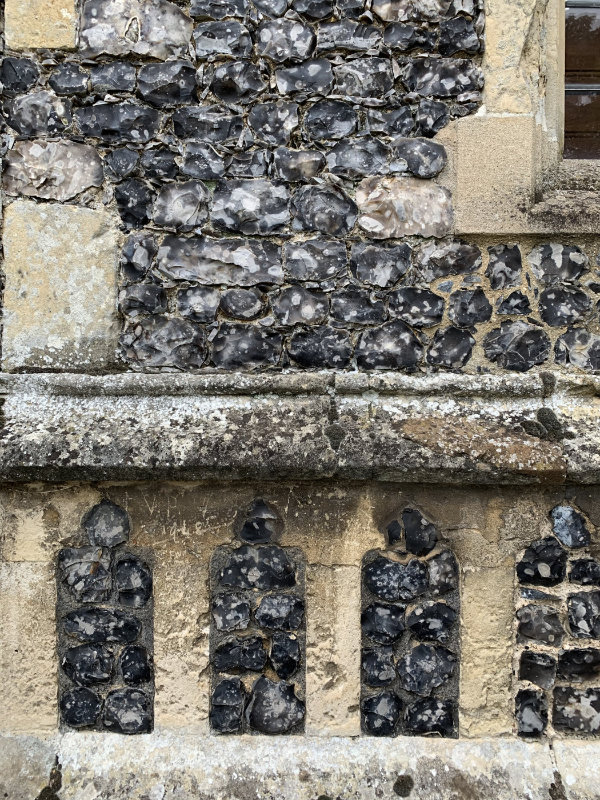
[182,142,225,179]
[418,240,481,280]
[191,0,248,17]
[115,179,155,228]
[84,500,130,547]
[558,648,600,682]
[364,556,428,602]
[553,687,600,733]
[285,239,347,282]
[293,0,334,16]
[486,243,522,289]
[386,519,402,546]
[372,0,451,22]
[334,59,394,97]
[105,148,139,181]
[91,62,136,93]
[238,499,283,544]
[539,287,591,327]
[1,57,39,96]
[568,591,600,639]
[6,91,71,136]
[428,549,458,596]
[362,646,396,686]
[483,321,550,372]
[361,691,401,736]
[249,101,299,146]
[210,678,245,733]
[516,689,547,737]
[304,100,358,141]
[550,505,591,549]
[516,537,567,586]
[317,20,381,52]
[389,288,444,327]
[257,19,315,62]
[220,545,295,590]
[152,181,209,231]
[122,234,157,282]
[213,61,268,107]
[157,236,283,285]
[362,602,405,644]
[402,58,482,97]
[402,508,438,556]
[518,651,556,689]
[228,150,269,178]
[63,607,141,644]
[194,21,252,58]
[172,105,243,142]
[416,97,450,137]
[270,633,301,679]
[356,321,424,370]
[276,59,334,95]
[528,244,588,286]
[272,287,329,325]
[255,0,289,13]
[570,560,600,586]
[60,687,102,728]
[274,148,326,181]
[115,556,153,608]
[392,138,447,178]
[177,287,220,323]
[291,185,357,235]
[141,148,178,180]
[62,644,113,686]
[211,323,282,368]
[330,288,386,325]
[357,177,453,239]
[439,16,480,55]
[555,328,600,371]
[407,601,456,643]
[213,636,268,673]
[497,291,530,316]
[220,288,265,320]
[103,687,152,734]
[49,63,89,95]
[212,594,251,632]
[80,0,193,60]
[120,645,153,685]
[517,604,564,646]
[58,547,112,602]
[427,326,475,368]
[138,61,196,107]
[255,594,305,630]
[75,103,160,143]
[121,315,207,369]
[211,180,290,235]
[246,676,305,733]
[367,107,415,137]
[3,141,104,202]
[288,326,353,368]
[448,288,492,327]
[327,137,390,179]
[337,0,365,16]
[397,643,456,695]
[404,698,455,736]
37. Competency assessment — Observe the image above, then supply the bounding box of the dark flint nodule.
[384,23,437,52]
[428,550,459,596]
[367,107,415,137]
[539,287,590,327]
[191,0,248,17]
[248,101,299,146]
[305,100,358,141]
[182,142,225,180]
[212,593,251,632]
[392,138,447,178]
[75,103,160,143]
[497,291,530,316]
[220,545,296,590]
[256,19,315,62]
[555,327,600,371]
[334,58,394,97]
[276,58,334,95]
[172,105,243,142]
[177,287,220,323]
[213,636,268,673]
[402,508,438,556]
[212,61,267,106]
[211,324,282,369]
[570,559,600,586]
[558,648,600,681]
[220,288,264,321]
[210,678,245,734]
[550,505,591,549]
[58,546,111,603]
[404,698,455,736]
[119,285,167,318]
[255,0,289,13]
[406,601,456,643]
[141,148,178,181]
[483,322,550,372]
[138,61,196,107]
[273,287,329,325]
[91,62,136,93]
[552,687,600,733]
[60,687,102,728]
[228,149,269,178]
[362,645,396,688]
[105,148,139,181]
[274,148,325,181]
[448,288,492,327]
[439,16,480,55]
[291,185,357,235]
[288,326,353,368]
[246,676,305,733]
[386,519,402,546]
[517,604,564,646]
[6,91,72,136]
[528,244,588,286]
[350,243,411,288]
[427,326,475,369]
[285,239,346,282]
[194,21,253,58]
[64,607,141,644]
[238,499,283,544]
[397,644,456,695]
[120,645,153,685]
[402,57,483,97]
[255,594,305,630]
[317,20,381,52]
[516,689,547,737]
[103,688,152,734]
[417,240,482,281]
[416,98,449,137]
[211,179,290,235]
[292,0,334,18]
[327,137,390,179]
[1,57,39,96]
[270,633,301,679]
[389,288,444,328]
[121,234,157,282]
[121,316,207,369]
[49,63,89,95]
[516,537,567,586]
[567,591,600,638]
[518,651,556,689]
[364,556,429,602]
[361,602,405,644]
[361,691,402,736]
[115,179,155,229]
[330,288,385,326]
[152,178,210,232]
[115,557,152,608]
[486,243,522,289]
[356,321,424,371]
[62,644,113,686]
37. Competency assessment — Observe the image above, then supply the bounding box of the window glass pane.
[566,7,600,81]
[564,90,600,157]
[565,3,600,158]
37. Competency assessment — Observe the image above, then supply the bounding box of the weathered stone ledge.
[0,732,596,800]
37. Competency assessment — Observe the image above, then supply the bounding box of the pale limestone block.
[0,563,57,734]
[5,0,77,50]
[306,565,361,736]
[2,200,120,371]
